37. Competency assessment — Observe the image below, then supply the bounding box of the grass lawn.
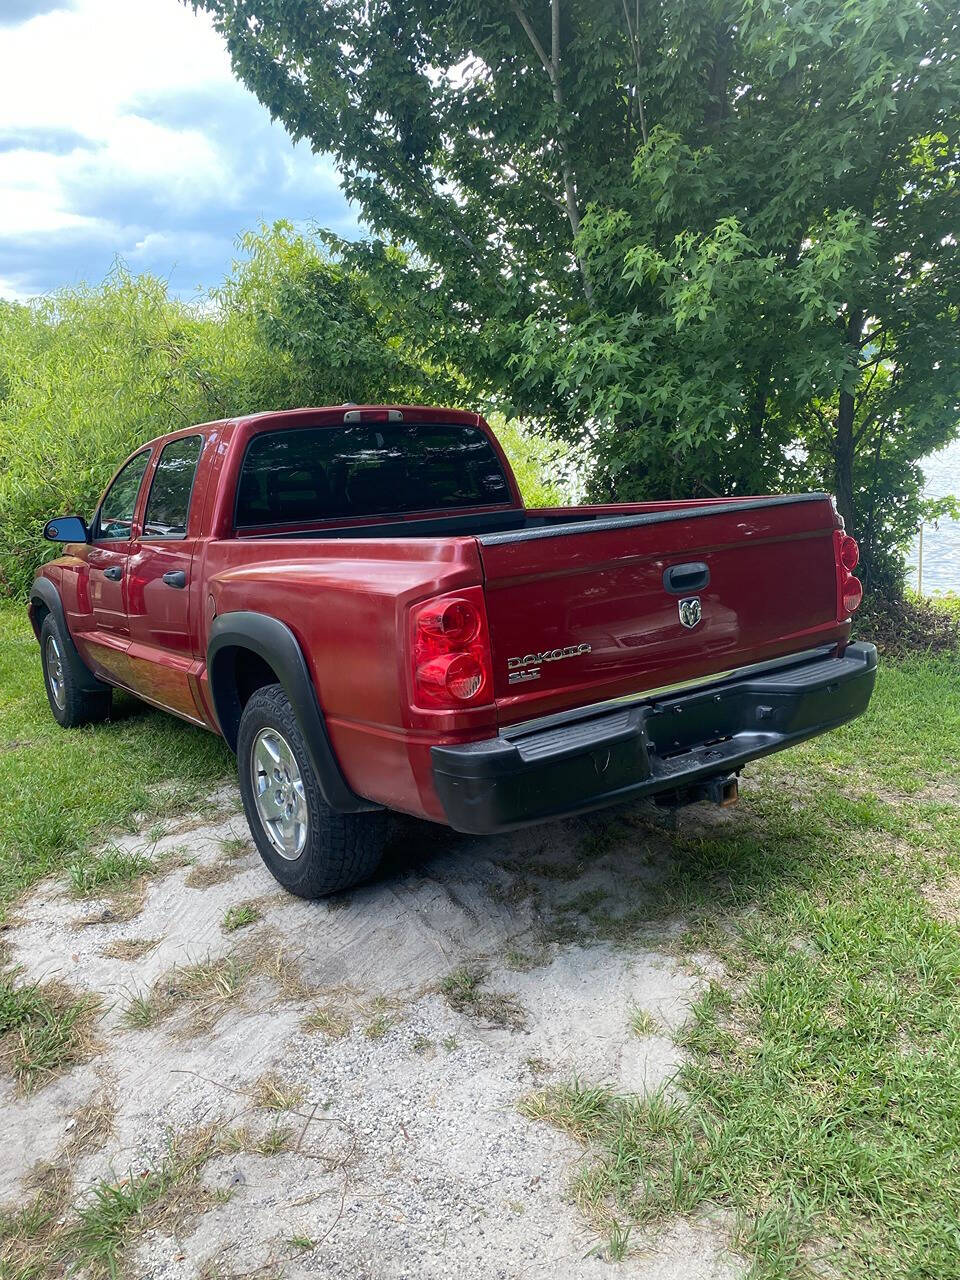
[524,655,960,1278]
[0,601,231,919]
[1,594,959,1278]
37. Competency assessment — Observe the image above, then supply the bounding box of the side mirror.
[43,516,89,543]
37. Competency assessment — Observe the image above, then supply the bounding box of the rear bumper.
[431,642,877,834]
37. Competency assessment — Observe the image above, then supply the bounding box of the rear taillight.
[411,587,493,709]
[834,531,863,620]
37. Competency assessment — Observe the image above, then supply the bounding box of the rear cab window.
[235,422,513,529]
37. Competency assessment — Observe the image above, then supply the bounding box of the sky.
[0,0,358,301]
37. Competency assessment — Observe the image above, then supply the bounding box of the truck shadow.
[358,783,799,966]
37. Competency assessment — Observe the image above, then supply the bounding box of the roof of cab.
[142,405,481,450]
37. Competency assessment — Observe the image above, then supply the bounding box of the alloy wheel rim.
[250,727,308,860]
[46,635,66,710]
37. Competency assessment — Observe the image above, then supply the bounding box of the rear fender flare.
[206,611,377,814]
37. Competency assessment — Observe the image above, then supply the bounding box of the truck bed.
[234,491,845,727]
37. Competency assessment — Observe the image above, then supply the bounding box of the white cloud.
[0,0,356,298]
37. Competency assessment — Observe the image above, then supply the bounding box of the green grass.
[66,845,155,896]
[0,972,101,1092]
[521,653,960,1278]
[221,901,262,933]
[0,602,231,919]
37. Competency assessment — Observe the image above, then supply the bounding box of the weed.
[99,937,161,960]
[303,1006,350,1038]
[56,1122,288,1277]
[503,945,547,972]
[0,972,101,1092]
[220,835,251,860]
[222,901,262,933]
[628,1007,660,1037]
[185,862,241,890]
[215,1124,293,1157]
[122,991,160,1029]
[0,604,230,923]
[213,1121,293,1162]
[441,1035,459,1052]
[252,1073,307,1112]
[287,1235,315,1250]
[607,1220,631,1261]
[440,964,526,1030]
[364,1012,393,1040]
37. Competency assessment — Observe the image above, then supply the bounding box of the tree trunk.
[834,387,856,533]
[510,0,594,304]
[833,308,864,533]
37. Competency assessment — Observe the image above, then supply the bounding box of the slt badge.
[678,597,702,629]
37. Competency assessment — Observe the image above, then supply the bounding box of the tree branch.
[620,0,648,146]
[510,0,594,303]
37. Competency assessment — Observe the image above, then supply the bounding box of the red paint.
[34,405,856,823]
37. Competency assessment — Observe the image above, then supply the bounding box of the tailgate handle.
[663,562,710,594]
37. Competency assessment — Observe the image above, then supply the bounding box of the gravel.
[3,794,743,1279]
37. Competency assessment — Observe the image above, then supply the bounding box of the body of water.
[905,437,960,596]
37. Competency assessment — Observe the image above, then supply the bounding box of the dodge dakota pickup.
[31,405,876,897]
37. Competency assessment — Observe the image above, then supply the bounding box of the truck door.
[125,433,208,722]
[77,449,152,686]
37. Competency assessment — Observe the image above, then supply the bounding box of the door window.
[142,435,204,538]
[96,450,151,541]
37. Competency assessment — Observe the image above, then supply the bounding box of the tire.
[40,614,112,728]
[237,683,388,898]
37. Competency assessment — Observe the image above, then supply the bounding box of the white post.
[917,522,924,595]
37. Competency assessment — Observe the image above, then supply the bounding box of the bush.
[853,590,960,659]
[0,224,566,599]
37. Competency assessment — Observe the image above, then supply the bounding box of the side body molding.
[206,611,379,814]
[29,575,109,694]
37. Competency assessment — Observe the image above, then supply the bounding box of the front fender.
[29,575,108,694]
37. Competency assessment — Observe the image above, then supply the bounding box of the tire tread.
[237,684,386,898]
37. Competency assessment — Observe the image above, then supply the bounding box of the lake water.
[905,438,960,596]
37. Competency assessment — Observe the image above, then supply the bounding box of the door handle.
[162,570,187,589]
[663,562,710,594]
[103,566,123,581]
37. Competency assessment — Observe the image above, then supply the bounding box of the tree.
[194,0,960,583]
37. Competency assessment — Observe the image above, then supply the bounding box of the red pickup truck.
[30,405,875,898]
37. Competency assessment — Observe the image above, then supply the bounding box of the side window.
[96,451,151,541]
[142,435,204,538]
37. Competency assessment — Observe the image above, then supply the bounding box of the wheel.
[237,684,388,898]
[40,614,111,728]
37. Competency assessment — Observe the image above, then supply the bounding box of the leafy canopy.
[195,0,960,582]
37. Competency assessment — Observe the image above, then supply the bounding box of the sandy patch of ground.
[2,791,743,1279]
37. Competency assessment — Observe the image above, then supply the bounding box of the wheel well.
[29,598,49,642]
[233,648,279,707]
[208,645,280,751]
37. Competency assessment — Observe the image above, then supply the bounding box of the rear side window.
[143,435,204,538]
[235,422,512,528]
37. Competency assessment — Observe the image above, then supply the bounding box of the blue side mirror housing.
[43,516,89,543]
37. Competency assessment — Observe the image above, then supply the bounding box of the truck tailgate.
[477,494,844,726]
